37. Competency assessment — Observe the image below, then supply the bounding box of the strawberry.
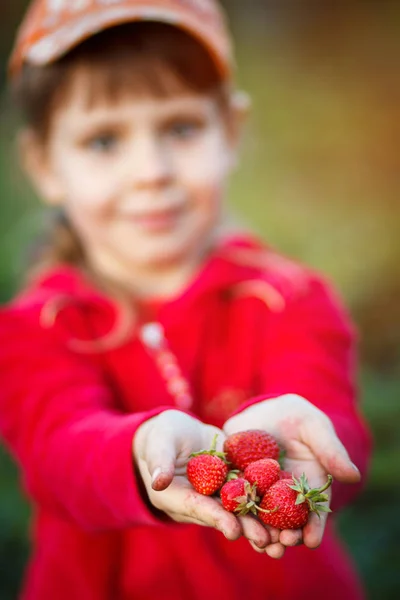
[258,474,333,530]
[244,458,281,495]
[220,478,259,516]
[279,470,293,480]
[187,435,228,496]
[187,455,228,495]
[223,430,280,470]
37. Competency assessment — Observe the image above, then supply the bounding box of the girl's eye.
[167,120,204,140]
[85,133,119,153]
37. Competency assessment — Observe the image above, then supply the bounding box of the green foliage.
[336,373,400,599]
[0,448,29,598]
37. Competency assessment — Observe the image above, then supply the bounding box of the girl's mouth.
[125,205,186,233]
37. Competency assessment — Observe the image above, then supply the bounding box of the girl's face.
[27,67,239,292]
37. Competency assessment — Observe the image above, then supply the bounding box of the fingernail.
[351,462,360,473]
[151,467,162,484]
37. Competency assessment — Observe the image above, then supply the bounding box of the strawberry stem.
[189,435,228,462]
[210,434,218,453]
[314,474,333,495]
[254,504,279,514]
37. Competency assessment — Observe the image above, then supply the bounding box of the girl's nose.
[129,134,173,191]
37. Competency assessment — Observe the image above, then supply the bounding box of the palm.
[283,436,330,488]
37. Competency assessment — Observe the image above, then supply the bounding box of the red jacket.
[0,236,371,600]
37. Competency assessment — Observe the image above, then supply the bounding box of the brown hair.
[13,21,228,139]
[12,21,230,278]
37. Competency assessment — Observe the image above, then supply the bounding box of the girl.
[1,1,371,598]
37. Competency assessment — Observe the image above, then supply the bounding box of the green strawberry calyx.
[288,473,333,517]
[226,469,241,481]
[232,481,262,516]
[230,482,279,517]
[189,434,228,463]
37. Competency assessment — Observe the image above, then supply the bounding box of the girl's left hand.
[223,394,361,559]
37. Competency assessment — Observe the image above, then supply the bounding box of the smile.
[121,205,187,233]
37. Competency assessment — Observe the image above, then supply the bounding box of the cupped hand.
[133,410,271,550]
[223,394,361,557]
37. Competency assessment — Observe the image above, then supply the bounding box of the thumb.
[303,419,361,483]
[134,415,179,491]
[145,441,177,491]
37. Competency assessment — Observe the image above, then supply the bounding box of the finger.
[168,513,208,527]
[168,512,236,536]
[264,525,281,544]
[303,419,361,483]
[238,515,270,549]
[183,492,242,540]
[248,540,268,554]
[151,467,176,491]
[161,496,242,540]
[168,511,240,544]
[148,475,243,540]
[265,543,286,559]
[302,509,329,549]
[136,457,174,495]
[256,522,281,544]
[279,529,303,547]
[143,435,177,491]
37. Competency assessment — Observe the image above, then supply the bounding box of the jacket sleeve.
[236,276,372,511]
[0,308,172,531]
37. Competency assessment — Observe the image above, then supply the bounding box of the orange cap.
[9,0,233,81]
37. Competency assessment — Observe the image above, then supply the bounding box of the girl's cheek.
[63,166,116,206]
[175,144,231,184]
[65,182,113,215]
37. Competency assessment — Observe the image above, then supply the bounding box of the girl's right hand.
[133,410,271,550]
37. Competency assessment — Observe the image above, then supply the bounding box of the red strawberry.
[223,430,280,470]
[187,435,228,496]
[187,455,228,495]
[244,458,281,495]
[279,470,293,480]
[258,474,333,530]
[220,478,259,516]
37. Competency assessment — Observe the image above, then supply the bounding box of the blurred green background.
[0,1,399,598]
